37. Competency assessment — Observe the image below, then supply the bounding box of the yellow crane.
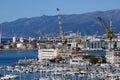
[97,16,113,40]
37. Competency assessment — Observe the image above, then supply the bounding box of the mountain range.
[1,9,120,38]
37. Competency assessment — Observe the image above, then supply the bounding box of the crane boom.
[97,16,108,31]
[97,16,113,39]
[56,8,67,44]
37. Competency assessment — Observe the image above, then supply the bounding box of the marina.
[0,32,120,80]
[0,56,120,80]
[0,4,120,80]
[0,50,120,80]
[0,22,120,80]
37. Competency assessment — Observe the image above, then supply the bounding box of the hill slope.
[1,9,120,38]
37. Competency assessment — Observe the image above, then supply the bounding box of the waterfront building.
[106,50,120,64]
[117,41,120,48]
[20,37,24,42]
[13,35,17,43]
[3,44,11,49]
[16,42,26,49]
[84,36,118,50]
[67,42,78,50]
[84,36,105,50]
[26,43,36,49]
[116,37,120,48]
[38,44,59,61]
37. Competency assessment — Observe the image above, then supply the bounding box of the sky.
[0,0,120,23]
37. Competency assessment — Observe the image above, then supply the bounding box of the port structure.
[56,8,67,44]
[97,16,113,40]
[97,16,113,50]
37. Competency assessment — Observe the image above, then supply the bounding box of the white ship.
[0,74,19,80]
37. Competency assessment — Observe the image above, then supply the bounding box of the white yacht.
[0,74,19,80]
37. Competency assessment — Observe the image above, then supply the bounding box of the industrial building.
[106,49,120,64]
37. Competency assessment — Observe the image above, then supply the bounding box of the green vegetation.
[50,54,63,63]
[90,57,98,64]
[83,55,98,64]
[101,56,107,63]
[56,54,63,61]
[83,55,106,64]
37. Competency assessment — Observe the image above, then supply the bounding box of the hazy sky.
[0,0,120,22]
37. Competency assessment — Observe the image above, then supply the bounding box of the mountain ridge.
[1,9,120,38]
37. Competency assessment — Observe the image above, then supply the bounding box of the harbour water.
[84,50,106,55]
[0,50,38,66]
[0,50,38,80]
[0,50,106,80]
[0,50,106,66]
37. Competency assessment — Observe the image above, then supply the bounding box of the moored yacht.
[0,74,19,80]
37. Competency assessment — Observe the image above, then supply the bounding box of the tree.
[90,57,98,64]
[56,54,63,61]
[83,55,99,64]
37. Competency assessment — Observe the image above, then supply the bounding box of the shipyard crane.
[97,16,113,40]
[56,8,67,44]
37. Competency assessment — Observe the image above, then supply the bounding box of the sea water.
[0,50,105,80]
[0,50,38,66]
